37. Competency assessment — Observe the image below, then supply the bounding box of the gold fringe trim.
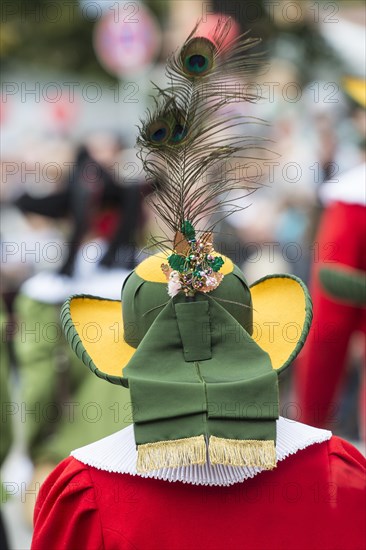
[209,437,277,470]
[137,435,206,473]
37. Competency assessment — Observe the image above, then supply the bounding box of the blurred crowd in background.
[1,1,365,548]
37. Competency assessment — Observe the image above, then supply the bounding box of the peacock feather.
[137,17,270,295]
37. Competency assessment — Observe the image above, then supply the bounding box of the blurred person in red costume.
[295,77,366,438]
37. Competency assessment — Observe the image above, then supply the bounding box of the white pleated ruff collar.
[71,418,332,487]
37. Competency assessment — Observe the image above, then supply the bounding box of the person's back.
[32,426,365,550]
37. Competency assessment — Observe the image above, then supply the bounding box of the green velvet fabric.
[175,300,212,361]
[122,293,278,446]
[121,264,253,349]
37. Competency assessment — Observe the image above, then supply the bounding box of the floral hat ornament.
[162,221,224,297]
[61,19,312,473]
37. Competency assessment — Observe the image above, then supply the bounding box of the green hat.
[61,250,311,471]
[61,18,312,473]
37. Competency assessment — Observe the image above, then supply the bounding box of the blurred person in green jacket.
[1,300,13,550]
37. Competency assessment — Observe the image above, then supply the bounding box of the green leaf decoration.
[168,254,187,272]
[210,256,224,272]
[181,220,195,241]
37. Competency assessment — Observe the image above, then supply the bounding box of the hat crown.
[121,254,253,349]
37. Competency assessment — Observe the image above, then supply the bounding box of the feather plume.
[137,17,270,246]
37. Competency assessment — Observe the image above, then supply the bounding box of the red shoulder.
[327,436,366,548]
[34,456,91,514]
[327,436,366,489]
[328,435,366,464]
[32,457,103,550]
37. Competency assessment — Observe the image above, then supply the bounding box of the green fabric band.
[175,301,212,361]
[129,379,206,423]
[121,265,253,349]
[206,372,279,419]
[123,292,278,447]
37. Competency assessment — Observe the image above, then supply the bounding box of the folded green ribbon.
[122,292,279,470]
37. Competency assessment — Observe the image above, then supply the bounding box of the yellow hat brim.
[250,274,312,371]
[343,77,366,108]
[61,296,132,384]
[61,273,311,383]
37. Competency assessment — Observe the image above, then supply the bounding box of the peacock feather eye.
[147,119,172,145]
[170,123,188,144]
[181,37,216,77]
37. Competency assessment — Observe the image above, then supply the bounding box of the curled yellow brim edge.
[60,273,312,385]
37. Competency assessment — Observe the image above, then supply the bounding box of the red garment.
[32,436,365,550]
[296,202,366,429]
[93,210,119,240]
